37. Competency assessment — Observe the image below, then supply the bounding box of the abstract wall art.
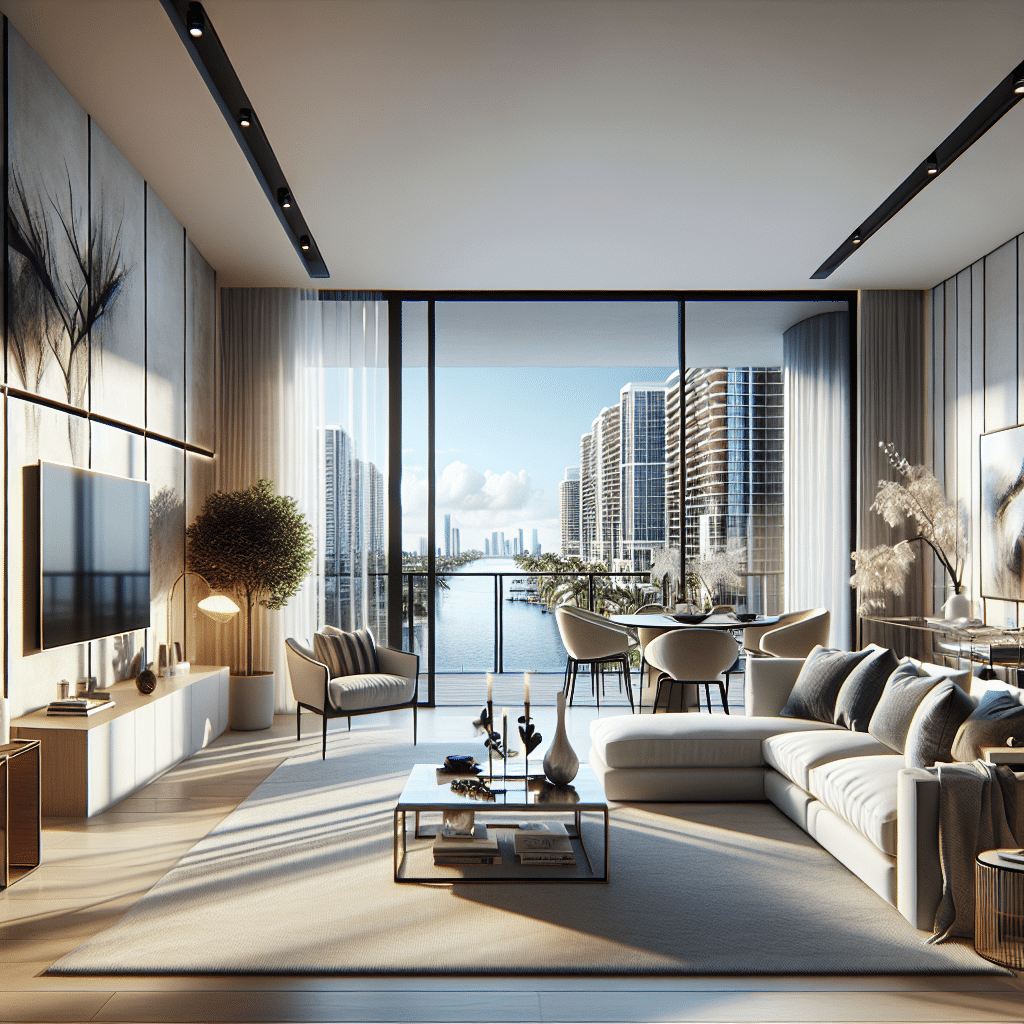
[980,424,1024,601]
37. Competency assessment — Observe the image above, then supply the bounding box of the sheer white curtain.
[210,290,388,711]
[783,311,852,649]
[321,297,389,643]
[212,288,325,710]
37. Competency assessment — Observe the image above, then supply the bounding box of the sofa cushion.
[589,714,842,771]
[904,679,976,768]
[868,659,944,753]
[314,628,379,678]
[327,672,414,712]
[762,729,896,791]
[807,754,904,856]
[951,690,1024,761]
[833,645,898,732]
[780,646,873,724]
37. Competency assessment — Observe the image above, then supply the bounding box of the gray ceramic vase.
[543,691,579,785]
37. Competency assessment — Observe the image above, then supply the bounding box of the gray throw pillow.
[951,690,1024,762]
[780,645,873,724]
[868,659,944,753]
[313,628,379,679]
[904,680,977,769]
[833,645,899,732]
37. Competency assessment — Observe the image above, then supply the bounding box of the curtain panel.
[202,290,389,711]
[857,290,930,658]
[783,311,852,649]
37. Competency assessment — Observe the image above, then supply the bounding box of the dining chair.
[634,604,671,711]
[554,606,636,712]
[643,628,740,715]
[754,608,830,658]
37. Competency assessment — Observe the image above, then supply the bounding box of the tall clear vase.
[543,691,579,786]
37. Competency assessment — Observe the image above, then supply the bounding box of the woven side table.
[975,850,1024,970]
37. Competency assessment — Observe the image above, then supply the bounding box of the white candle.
[523,672,531,704]
[486,673,493,703]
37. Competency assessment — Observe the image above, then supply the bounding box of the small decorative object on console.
[136,668,157,695]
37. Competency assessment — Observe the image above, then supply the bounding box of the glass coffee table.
[393,763,609,884]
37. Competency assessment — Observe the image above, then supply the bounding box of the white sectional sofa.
[589,653,1023,931]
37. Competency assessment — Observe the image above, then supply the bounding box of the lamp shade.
[197,593,240,623]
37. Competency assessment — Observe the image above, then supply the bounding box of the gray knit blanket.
[928,760,1024,943]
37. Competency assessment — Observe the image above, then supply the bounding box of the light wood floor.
[3,690,1023,1024]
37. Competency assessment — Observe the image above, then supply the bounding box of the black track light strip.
[159,0,328,278]
[812,56,1024,280]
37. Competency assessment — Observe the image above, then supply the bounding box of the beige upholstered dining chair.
[634,604,672,705]
[744,608,830,659]
[643,628,740,714]
[554,605,636,712]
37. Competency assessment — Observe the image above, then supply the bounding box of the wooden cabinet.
[1,739,41,888]
[12,667,228,817]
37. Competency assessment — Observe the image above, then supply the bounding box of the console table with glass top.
[393,763,609,884]
[858,616,1024,672]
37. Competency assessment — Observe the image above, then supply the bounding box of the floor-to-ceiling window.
[385,292,855,704]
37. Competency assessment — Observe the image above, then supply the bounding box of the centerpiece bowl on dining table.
[670,613,710,624]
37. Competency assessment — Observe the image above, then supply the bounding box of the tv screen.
[39,461,151,650]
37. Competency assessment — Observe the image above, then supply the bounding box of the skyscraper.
[518,528,524,556]
[491,531,499,558]
[444,514,451,557]
[324,425,385,634]
[532,528,540,555]
[579,406,620,564]
[620,381,669,568]
[453,528,460,556]
[683,367,784,608]
[559,467,581,557]
[485,537,490,556]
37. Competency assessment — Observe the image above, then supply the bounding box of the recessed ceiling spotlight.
[277,187,293,210]
[187,2,204,37]
[926,153,939,175]
[851,231,862,245]
[238,108,253,128]
[299,235,311,251]
[1014,76,1024,95]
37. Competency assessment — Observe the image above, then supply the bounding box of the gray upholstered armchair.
[285,626,419,759]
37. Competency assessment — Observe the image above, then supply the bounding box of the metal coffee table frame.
[393,763,609,884]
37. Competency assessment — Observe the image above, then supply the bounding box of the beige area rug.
[49,726,1004,976]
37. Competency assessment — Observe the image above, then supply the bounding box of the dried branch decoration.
[850,441,966,614]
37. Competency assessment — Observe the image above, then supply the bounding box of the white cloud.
[439,461,532,512]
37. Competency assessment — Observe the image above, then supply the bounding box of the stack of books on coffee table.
[432,825,500,865]
[514,823,576,866]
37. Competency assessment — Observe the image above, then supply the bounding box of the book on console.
[47,698,114,716]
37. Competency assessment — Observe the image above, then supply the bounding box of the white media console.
[12,666,229,817]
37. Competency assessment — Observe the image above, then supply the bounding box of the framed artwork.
[980,424,1024,601]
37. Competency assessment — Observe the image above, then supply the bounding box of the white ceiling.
[2,0,1022,292]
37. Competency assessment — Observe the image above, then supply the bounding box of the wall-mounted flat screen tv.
[39,461,151,650]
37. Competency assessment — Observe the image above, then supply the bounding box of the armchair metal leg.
[622,657,634,713]
[322,714,328,760]
[413,703,418,745]
[296,706,302,741]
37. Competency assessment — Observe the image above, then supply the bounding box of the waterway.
[401,558,568,673]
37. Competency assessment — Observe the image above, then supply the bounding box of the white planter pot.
[942,590,970,621]
[229,672,275,731]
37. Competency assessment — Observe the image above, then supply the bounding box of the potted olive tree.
[186,479,315,730]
